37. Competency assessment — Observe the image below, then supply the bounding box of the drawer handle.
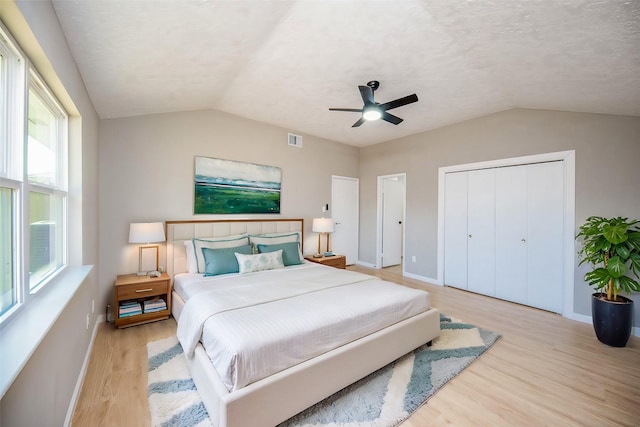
[135,288,154,293]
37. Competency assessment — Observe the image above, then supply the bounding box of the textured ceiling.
[51,0,640,147]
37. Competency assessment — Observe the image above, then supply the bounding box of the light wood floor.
[72,266,640,426]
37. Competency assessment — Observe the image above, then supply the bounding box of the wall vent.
[288,133,303,148]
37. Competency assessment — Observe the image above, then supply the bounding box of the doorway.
[377,173,406,271]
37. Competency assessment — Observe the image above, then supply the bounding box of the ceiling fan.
[329,81,418,127]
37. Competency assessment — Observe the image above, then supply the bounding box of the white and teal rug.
[147,314,500,427]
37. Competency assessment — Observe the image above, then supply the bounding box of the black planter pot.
[591,293,634,347]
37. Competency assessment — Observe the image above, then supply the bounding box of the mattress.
[176,263,431,392]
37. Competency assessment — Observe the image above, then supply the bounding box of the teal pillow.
[202,244,253,276]
[256,242,303,266]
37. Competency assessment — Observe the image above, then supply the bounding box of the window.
[27,73,67,291]
[0,24,68,320]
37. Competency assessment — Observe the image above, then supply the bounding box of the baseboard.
[64,313,104,426]
[354,260,377,269]
[402,271,441,286]
[563,311,591,325]
[564,312,640,338]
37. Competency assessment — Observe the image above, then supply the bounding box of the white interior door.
[381,177,404,267]
[331,176,359,265]
[444,172,468,289]
[466,169,496,296]
[495,165,528,304]
[527,161,564,313]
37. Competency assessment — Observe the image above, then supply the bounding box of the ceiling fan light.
[363,106,382,121]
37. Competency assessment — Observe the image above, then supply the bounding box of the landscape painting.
[194,156,281,214]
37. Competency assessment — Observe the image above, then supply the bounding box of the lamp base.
[136,271,147,277]
[312,254,323,258]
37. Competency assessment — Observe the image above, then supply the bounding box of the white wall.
[359,108,640,325]
[0,1,100,426]
[98,110,359,311]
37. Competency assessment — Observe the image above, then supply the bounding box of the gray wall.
[359,108,640,325]
[0,1,100,426]
[98,110,359,312]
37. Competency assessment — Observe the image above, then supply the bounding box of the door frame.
[437,150,575,317]
[376,173,406,271]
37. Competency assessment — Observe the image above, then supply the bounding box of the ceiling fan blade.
[352,117,366,127]
[379,94,418,111]
[381,111,403,125]
[329,108,363,112]
[358,85,375,105]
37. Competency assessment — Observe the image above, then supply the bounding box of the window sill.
[0,265,93,398]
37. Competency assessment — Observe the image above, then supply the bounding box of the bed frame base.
[184,306,440,427]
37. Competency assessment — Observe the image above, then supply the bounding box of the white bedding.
[176,263,431,392]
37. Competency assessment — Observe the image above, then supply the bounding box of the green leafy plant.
[576,216,640,301]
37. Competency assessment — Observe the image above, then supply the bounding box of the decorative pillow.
[235,250,284,274]
[192,234,249,273]
[183,240,198,273]
[202,244,253,276]
[256,242,303,266]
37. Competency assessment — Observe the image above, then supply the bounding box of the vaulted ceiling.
[51,0,640,147]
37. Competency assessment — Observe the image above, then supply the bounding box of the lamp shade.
[312,218,334,233]
[128,222,166,244]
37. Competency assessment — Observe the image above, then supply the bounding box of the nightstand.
[114,272,171,328]
[305,254,346,269]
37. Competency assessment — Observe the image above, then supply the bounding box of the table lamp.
[312,217,334,257]
[129,222,165,276]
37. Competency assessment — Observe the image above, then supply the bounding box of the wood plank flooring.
[72,266,640,426]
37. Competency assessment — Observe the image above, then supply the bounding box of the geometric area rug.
[147,314,501,427]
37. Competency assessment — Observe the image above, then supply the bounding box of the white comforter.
[176,263,430,392]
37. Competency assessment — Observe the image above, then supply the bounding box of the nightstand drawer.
[118,281,168,300]
[321,257,346,269]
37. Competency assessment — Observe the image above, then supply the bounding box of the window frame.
[26,69,69,293]
[0,22,69,323]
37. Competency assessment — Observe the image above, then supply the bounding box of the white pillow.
[191,234,250,274]
[183,241,198,273]
[248,231,300,246]
[249,232,302,258]
[235,250,284,274]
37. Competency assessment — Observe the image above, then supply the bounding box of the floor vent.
[288,133,303,148]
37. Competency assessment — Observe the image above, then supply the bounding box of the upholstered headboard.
[165,218,304,277]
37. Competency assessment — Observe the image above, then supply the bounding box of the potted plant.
[576,216,640,347]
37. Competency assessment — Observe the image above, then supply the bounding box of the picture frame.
[194,156,281,214]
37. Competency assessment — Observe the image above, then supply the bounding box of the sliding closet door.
[443,172,468,289]
[466,169,496,296]
[495,165,528,304]
[527,161,564,313]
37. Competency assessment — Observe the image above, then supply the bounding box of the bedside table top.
[305,254,344,261]
[115,272,170,286]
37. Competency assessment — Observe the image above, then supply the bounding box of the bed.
[166,219,440,427]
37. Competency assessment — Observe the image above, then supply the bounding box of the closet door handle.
[521,239,526,243]
[468,234,472,238]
